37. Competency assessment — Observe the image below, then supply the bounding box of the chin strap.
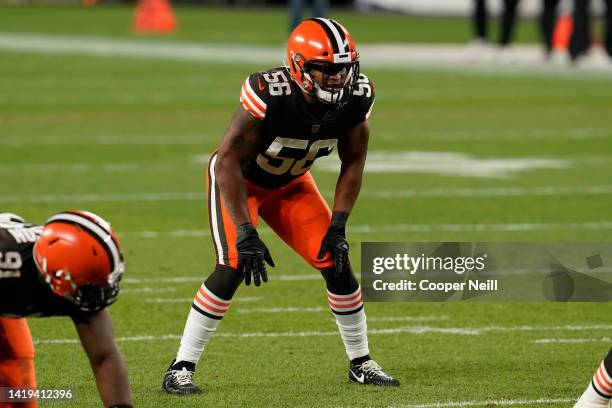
[313,83,344,104]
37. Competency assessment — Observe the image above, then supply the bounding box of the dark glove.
[317,212,350,278]
[236,223,275,286]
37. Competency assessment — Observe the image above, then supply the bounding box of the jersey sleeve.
[239,72,270,121]
[0,213,27,227]
[344,73,375,130]
[355,73,376,122]
[0,214,40,251]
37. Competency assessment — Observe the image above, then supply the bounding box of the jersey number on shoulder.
[263,71,291,96]
[257,137,336,176]
[353,74,372,98]
[0,251,22,279]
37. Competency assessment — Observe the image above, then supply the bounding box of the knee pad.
[320,265,359,295]
[203,264,243,300]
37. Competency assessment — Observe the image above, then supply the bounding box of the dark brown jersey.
[0,215,87,318]
[239,67,375,189]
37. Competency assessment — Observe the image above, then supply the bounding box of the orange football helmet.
[287,17,360,105]
[33,210,125,312]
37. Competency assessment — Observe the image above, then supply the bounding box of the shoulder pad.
[240,72,270,120]
[352,72,376,121]
[0,213,27,228]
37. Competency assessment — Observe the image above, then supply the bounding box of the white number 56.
[257,137,337,176]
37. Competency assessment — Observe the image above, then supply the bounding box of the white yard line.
[0,153,579,178]
[397,398,575,408]
[0,192,204,204]
[230,296,262,302]
[124,265,612,293]
[2,33,611,77]
[3,185,612,204]
[533,337,612,344]
[33,323,612,345]
[368,316,449,322]
[0,134,206,147]
[2,128,609,147]
[123,276,204,284]
[33,326,480,345]
[143,296,262,303]
[231,308,447,318]
[122,265,612,287]
[139,297,453,319]
[123,274,320,284]
[143,297,195,303]
[362,185,612,198]
[316,151,571,178]
[483,324,612,333]
[377,128,612,141]
[0,162,184,174]
[121,287,177,294]
[119,221,612,239]
[235,306,327,314]
[348,222,612,233]
[0,32,282,65]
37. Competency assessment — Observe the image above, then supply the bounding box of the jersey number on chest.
[257,137,337,176]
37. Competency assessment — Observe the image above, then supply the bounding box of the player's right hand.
[236,223,275,287]
[317,211,350,278]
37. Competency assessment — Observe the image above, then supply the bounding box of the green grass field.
[2,5,612,408]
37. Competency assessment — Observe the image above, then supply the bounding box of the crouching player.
[0,211,132,408]
[162,17,399,394]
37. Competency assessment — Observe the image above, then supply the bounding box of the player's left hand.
[317,223,349,278]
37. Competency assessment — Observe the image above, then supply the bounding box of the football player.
[0,211,132,408]
[162,17,399,394]
[574,348,612,408]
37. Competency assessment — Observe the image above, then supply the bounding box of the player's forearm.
[332,161,365,214]
[215,155,251,226]
[91,347,133,408]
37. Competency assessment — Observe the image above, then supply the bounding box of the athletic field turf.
[2,5,612,407]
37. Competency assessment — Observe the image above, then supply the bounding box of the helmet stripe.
[46,212,121,275]
[328,19,349,52]
[312,18,351,63]
[311,18,341,54]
